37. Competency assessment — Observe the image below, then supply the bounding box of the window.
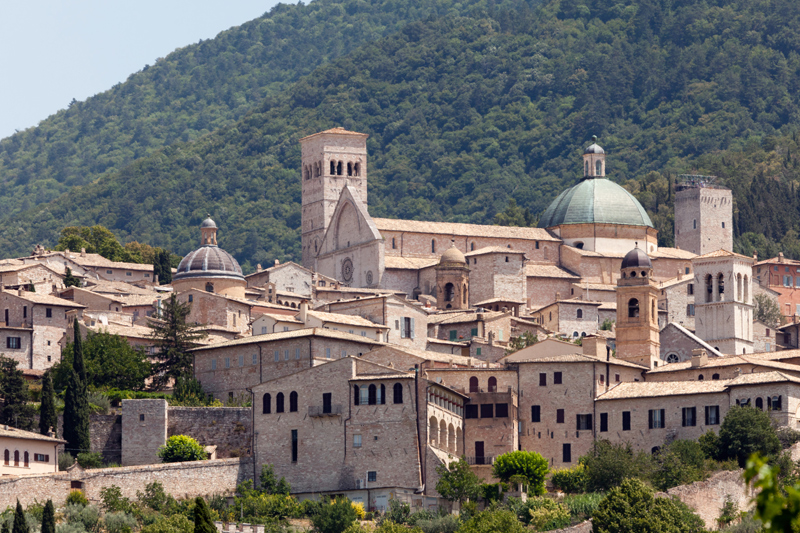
[323,392,332,414]
[687,284,694,295]
[785,276,793,287]
[648,409,665,429]
[622,411,631,431]
[2,449,6,465]
[290,391,298,412]
[705,406,720,425]
[368,471,377,483]
[481,404,494,418]
[465,405,478,419]
[449,330,457,341]
[600,413,608,432]
[6,337,20,349]
[531,405,541,423]
[431,240,436,253]
[353,434,362,448]
[262,394,271,414]
[261,326,267,334]
[239,355,244,367]
[628,298,639,318]
[22,306,26,319]
[284,350,290,361]
[401,317,415,339]
[495,403,509,418]
[126,272,132,277]
[392,238,396,249]
[368,384,377,405]
[139,414,145,422]
[766,342,771,352]
[712,373,720,380]
[687,304,695,316]
[563,443,572,463]
[276,392,285,413]
[554,372,562,385]
[225,357,230,368]
[211,359,217,370]
[556,409,565,423]
[577,309,583,319]
[539,373,547,386]
[326,348,331,359]
[34,453,48,462]
[188,294,193,303]
[379,384,385,405]
[488,376,497,392]
[360,386,369,405]
[470,327,478,337]
[576,414,592,431]
[291,430,298,462]
[768,395,783,411]
[693,219,697,229]
[393,383,403,404]
[615,373,620,383]
[469,376,479,393]
[341,349,346,358]
[682,407,696,427]
[253,354,258,365]
[722,222,725,228]
[106,270,112,274]
[274,350,280,362]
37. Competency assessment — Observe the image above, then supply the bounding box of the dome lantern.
[583,135,606,178]
[200,215,218,246]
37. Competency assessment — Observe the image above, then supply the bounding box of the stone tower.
[693,250,754,355]
[615,245,661,369]
[435,242,470,310]
[583,135,605,178]
[299,128,369,268]
[674,177,733,255]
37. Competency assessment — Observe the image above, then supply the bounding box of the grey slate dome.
[538,179,653,229]
[621,245,652,269]
[439,244,467,266]
[174,247,244,281]
[584,135,605,154]
[200,217,217,229]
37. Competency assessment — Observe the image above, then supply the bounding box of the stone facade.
[179,289,251,336]
[674,184,733,256]
[246,261,314,297]
[532,300,601,339]
[465,249,526,306]
[659,323,723,364]
[658,275,695,331]
[122,399,168,466]
[753,320,777,353]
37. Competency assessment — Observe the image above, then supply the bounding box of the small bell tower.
[583,135,606,178]
[200,216,218,246]
[615,243,661,368]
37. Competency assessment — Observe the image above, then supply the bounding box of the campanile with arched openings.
[299,127,369,268]
[692,250,754,355]
[615,244,661,369]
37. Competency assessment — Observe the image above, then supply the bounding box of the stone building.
[0,425,65,475]
[615,246,661,369]
[755,253,800,320]
[659,323,724,364]
[657,274,695,331]
[531,299,602,339]
[674,177,733,256]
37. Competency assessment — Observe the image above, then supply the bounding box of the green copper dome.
[539,178,653,229]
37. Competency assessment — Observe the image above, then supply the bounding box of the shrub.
[652,439,708,491]
[375,521,422,533]
[459,509,525,533]
[526,498,571,531]
[158,435,206,463]
[351,502,365,520]
[87,391,111,415]
[581,440,655,492]
[55,524,86,533]
[563,492,604,521]
[414,515,459,533]
[435,458,481,504]
[550,463,588,493]
[65,491,89,507]
[720,406,781,466]
[63,504,100,531]
[58,452,75,471]
[137,481,176,512]
[139,514,194,533]
[236,494,299,523]
[383,499,411,525]
[310,498,358,533]
[76,452,104,469]
[776,425,800,449]
[103,513,137,533]
[491,451,549,495]
[480,483,502,503]
[699,430,721,461]
[719,514,762,533]
[100,485,133,514]
[717,495,739,529]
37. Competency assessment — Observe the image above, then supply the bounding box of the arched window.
[595,160,602,176]
[666,354,680,363]
[651,300,655,321]
[505,256,509,262]
[354,385,360,405]
[584,161,588,175]
[330,161,336,175]
[736,274,743,302]
[577,309,583,319]
[368,384,377,405]
[469,377,479,393]
[628,298,639,318]
[393,383,403,404]
[712,373,720,380]
[693,219,697,229]
[354,163,360,176]
[276,392,284,413]
[488,376,497,393]
[379,384,386,405]
[14,450,19,466]
[744,276,749,303]
[431,240,436,253]
[718,273,725,301]
[444,283,455,302]
[337,161,343,175]
[706,274,713,303]
[463,284,467,304]
[698,374,704,381]
[347,162,353,176]
[471,242,475,251]
[262,393,271,414]
[289,391,298,412]
[756,397,763,410]
[3,449,7,465]
[205,282,214,293]
[23,451,28,467]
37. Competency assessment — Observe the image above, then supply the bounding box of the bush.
[699,430,721,461]
[581,440,655,492]
[63,504,100,531]
[776,426,800,449]
[103,513,137,533]
[235,494,299,523]
[56,524,87,533]
[158,435,206,463]
[87,391,111,414]
[76,452,104,469]
[137,481,176,513]
[550,463,588,493]
[593,478,705,533]
[459,509,525,533]
[65,491,89,507]
[351,502,365,520]
[383,499,411,525]
[375,521,422,533]
[719,514,762,533]
[59,452,75,471]
[526,498,571,531]
[139,514,194,533]
[563,492,604,521]
[719,406,781,466]
[491,451,549,495]
[310,498,358,533]
[414,515,459,533]
[480,483,502,503]
[652,439,708,491]
[100,485,133,514]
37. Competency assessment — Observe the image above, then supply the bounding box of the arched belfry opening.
[435,240,469,310]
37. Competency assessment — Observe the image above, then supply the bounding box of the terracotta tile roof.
[12,290,85,307]
[190,328,385,352]
[86,280,160,295]
[89,323,154,340]
[306,309,388,329]
[366,345,474,365]
[43,251,154,271]
[512,353,648,369]
[572,282,617,291]
[0,425,66,444]
[525,263,580,279]
[384,256,439,270]
[252,313,304,324]
[299,127,369,141]
[464,247,527,257]
[695,250,753,261]
[428,311,505,325]
[726,371,800,386]
[426,337,469,346]
[651,248,697,260]
[474,297,526,306]
[118,294,161,307]
[373,218,559,241]
[658,276,692,289]
[756,256,800,267]
[597,380,729,400]
[350,373,413,381]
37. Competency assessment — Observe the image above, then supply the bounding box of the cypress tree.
[62,369,90,455]
[39,371,57,437]
[0,357,35,430]
[41,501,55,533]
[72,318,86,383]
[193,497,216,533]
[13,500,28,533]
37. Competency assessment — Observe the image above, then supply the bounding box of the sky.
[0,0,284,140]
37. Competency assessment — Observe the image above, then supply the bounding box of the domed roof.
[174,246,244,281]
[200,217,217,229]
[584,135,605,154]
[622,245,652,269]
[538,178,653,229]
[439,244,466,266]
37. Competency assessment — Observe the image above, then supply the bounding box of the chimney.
[80,248,86,257]
[753,251,758,261]
[690,348,708,368]
[556,292,561,300]
[677,269,682,280]
[779,252,785,263]
[298,300,308,323]
[582,336,606,359]
[48,427,55,438]
[154,274,159,285]
[256,263,262,272]
[274,259,280,266]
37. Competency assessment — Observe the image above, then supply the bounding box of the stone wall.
[168,407,252,458]
[657,469,751,530]
[53,414,122,464]
[122,399,168,466]
[0,458,253,509]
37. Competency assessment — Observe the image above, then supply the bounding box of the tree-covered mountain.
[3,0,800,271]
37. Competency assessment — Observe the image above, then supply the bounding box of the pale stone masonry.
[122,399,168,466]
[674,181,733,256]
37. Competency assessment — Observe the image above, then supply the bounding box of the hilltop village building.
[5,127,799,509]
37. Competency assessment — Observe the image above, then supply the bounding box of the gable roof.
[464,247,527,257]
[10,290,86,308]
[305,309,388,329]
[189,327,385,352]
[319,186,382,256]
[0,425,66,444]
[373,218,559,241]
[384,256,439,270]
[525,263,581,279]
[659,323,724,358]
[363,344,474,366]
[596,380,729,400]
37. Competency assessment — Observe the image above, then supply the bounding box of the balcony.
[465,455,495,466]
[308,404,342,417]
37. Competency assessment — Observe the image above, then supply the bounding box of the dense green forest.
[3,0,800,271]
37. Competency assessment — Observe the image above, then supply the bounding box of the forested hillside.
[3,0,800,271]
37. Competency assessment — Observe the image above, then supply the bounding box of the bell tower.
[615,244,661,368]
[435,242,470,310]
[299,128,369,268]
[583,135,606,178]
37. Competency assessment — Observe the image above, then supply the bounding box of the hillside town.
[2,129,799,527]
